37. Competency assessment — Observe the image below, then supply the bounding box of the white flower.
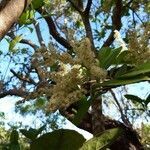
[114,30,128,51]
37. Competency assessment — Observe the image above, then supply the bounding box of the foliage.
[139,124,150,149]
[0,0,150,149]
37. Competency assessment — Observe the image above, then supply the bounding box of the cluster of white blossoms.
[127,25,150,65]
[48,63,87,111]
[32,38,107,112]
[72,38,107,80]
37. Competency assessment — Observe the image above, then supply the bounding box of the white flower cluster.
[48,64,87,112]
[32,38,107,112]
[72,38,107,80]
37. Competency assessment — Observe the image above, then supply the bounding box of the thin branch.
[102,0,123,47]
[0,88,28,98]
[7,32,38,50]
[68,0,95,54]
[110,89,132,127]
[10,69,37,85]
[33,21,46,47]
[131,8,146,27]
[19,39,38,50]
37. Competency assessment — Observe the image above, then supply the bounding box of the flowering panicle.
[72,38,107,80]
[127,25,150,65]
[31,38,107,112]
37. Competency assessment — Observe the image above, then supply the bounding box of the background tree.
[0,0,150,149]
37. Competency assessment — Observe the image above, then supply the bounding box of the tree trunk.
[0,0,31,40]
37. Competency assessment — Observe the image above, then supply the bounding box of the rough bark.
[0,0,31,40]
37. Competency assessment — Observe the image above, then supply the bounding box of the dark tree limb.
[0,88,28,98]
[102,0,123,47]
[20,39,38,50]
[91,96,105,135]
[68,0,96,54]
[37,9,73,52]
[84,0,92,14]
[10,69,37,85]
[67,0,83,13]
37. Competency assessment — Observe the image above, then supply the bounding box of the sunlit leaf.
[119,61,150,78]
[19,9,35,25]
[98,47,122,69]
[9,35,23,52]
[102,76,150,86]
[32,0,44,9]
[80,128,123,150]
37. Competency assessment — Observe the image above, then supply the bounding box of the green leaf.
[124,94,144,104]
[20,125,46,141]
[98,47,122,69]
[98,47,112,68]
[80,128,123,150]
[18,9,35,25]
[102,76,150,86]
[32,0,44,9]
[9,144,20,150]
[114,65,128,78]
[119,61,150,78]
[9,35,23,52]
[10,130,19,144]
[36,125,46,135]
[30,129,86,150]
[20,128,38,140]
[145,94,150,106]
[115,50,129,65]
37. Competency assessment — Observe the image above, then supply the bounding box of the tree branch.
[10,69,37,85]
[67,0,83,13]
[19,39,38,50]
[68,0,95,54]
[0,0,31,40]
[102,0,123,47]
[85,0,92,14]
[37,8,73,52]
[110,89,132,127]
[0,88,28,98]
[7,32,38,50]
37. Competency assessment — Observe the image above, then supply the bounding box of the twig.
[110,89,132,127]
[33,20,46,47]
[10,69,37,85]
[7,32,38,50]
